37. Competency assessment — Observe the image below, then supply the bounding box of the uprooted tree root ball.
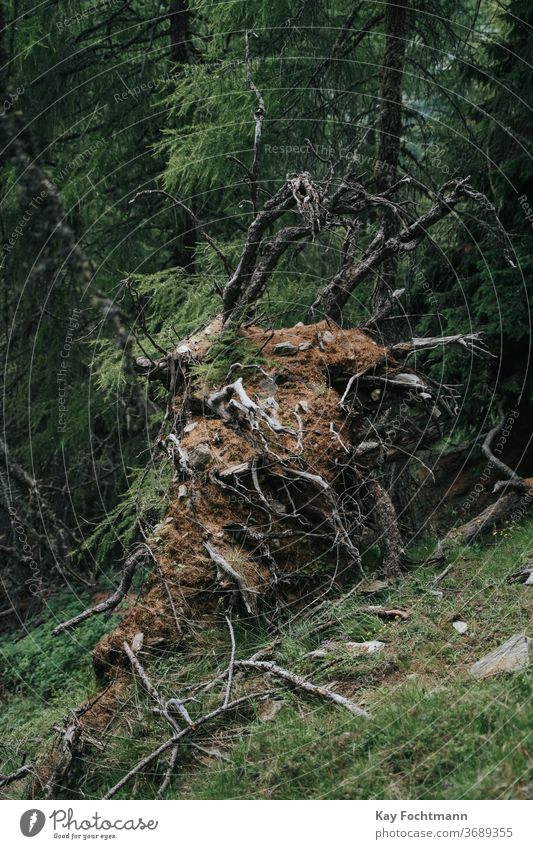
[35,317,490,798]
[24,154,511,797]
[86,320,475,678]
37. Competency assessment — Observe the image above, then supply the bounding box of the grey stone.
[273,341,298,356]
[470,634,530,679]
[308,640,385,659]
[188,442,212,470]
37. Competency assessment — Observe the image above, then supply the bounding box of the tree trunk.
[372,0,410,318]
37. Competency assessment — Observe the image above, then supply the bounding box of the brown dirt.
[92,321,382,677]
[39,321,533,791]
[46,319,435,773]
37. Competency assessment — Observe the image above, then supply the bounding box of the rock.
[296,399,309,413]
[188,442,212,470]
[358,579,389,594]
[308,640,385,659]
[273,341,298,356]
[258,699,284,722]
[178,484,188,499]
[259,377,277,393]
[508,561,533,585]
[452,620,468,635]
[322,330,335,343]
[299,341,313,351]
[470,634,530,679]
[183,422,197,434]
[131,632,144,653]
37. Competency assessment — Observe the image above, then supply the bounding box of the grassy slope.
[0,523,532,800]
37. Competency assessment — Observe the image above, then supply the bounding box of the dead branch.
[0,763,33,789]
[245,31,265,215]
[361,606,410,620]
[507,562,533,585]
[204,541,257,615]
[234,659,370,718]
[364,478,404,575]
[312,178,486,320]
[390,332,489,358]
[123,640,189,797]
[42,717,82,799]
[102,691,271,799]
[429,487,533,562]
[222,183,295,315]
[52,545,150,636]
[481,409,525,488]
[223,616,236,708]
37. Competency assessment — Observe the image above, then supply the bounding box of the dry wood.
[204,540,257,615]
[122,640,189,797]
[52,545,150,636]
[42,718,82,799]
[223,616,236,708]
[244,31,265,215]
[390,333,488,357]
[430,488,532,560]
[508,561,533,585]
[312,179,493,320]
[102,692,271,799]
[481,410,525,488]
[234,659,370,718]
[0,763,33,789]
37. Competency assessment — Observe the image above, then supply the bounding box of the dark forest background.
[2,0,532,603]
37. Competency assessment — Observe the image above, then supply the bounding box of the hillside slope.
[1,523,531,800]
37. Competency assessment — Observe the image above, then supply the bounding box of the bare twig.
[234,659,370,718]
[102,692,271,799]
[204,540,257,615]
[52,545,151,636]
[481,407,524,487]
[43,717,82,798]
[223,616,236,708]
[245,31,265,215]
[0,763,33,789]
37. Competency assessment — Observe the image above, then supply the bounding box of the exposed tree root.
[52,545,151,636]
[37,165,496,797]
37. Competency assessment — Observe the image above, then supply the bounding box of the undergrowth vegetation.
[1,524,531,800]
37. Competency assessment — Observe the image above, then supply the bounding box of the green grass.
[0,592,118,794]
[0,521,532,800]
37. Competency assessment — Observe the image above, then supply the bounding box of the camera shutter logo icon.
[20,810,46,837]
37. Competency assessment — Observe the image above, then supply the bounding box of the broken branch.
[234,659,370,718]
[52,545,150,636]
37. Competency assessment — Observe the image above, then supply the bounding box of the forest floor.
[0,521,531,800]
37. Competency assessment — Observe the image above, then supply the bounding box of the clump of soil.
[92,321,391,680]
